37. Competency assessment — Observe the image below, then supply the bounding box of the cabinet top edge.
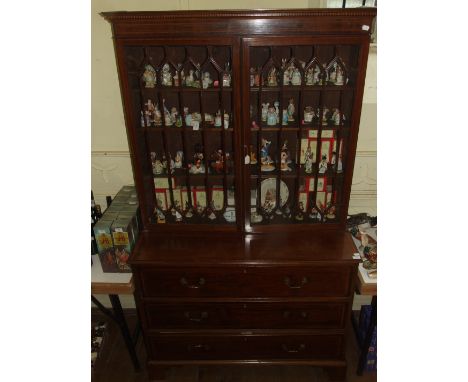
[101,8,377,23]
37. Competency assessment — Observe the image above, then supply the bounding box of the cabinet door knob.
[282,343,306,353]
[180,277,206,288]
[184,311,208,322]
[284,276,309,289]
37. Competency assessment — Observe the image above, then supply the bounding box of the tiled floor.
[91,309,376,382]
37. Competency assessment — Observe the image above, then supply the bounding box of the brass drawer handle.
[180,277,206,289]
[283,311,309,319]
[284,276,309,289]
[184,311,208,322]
[187,344,211,352]
[282,343,306,353]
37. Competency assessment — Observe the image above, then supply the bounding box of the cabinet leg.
[324,366,346,381]
[149,366,167,381]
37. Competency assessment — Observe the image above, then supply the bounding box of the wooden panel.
[144,301,347,330]
[147,333,343,360]
[139,266,352,298]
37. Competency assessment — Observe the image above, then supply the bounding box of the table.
[91,254,140,371]
[351,229,377,375]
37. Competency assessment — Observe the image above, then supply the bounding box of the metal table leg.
[91,294,141,371]
[357,295,377,375]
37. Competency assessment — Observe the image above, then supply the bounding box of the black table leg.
[91,294,141,372]
[357,295,377,375]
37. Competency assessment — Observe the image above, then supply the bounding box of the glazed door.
[117,38,243,232]
[241,36,368,233]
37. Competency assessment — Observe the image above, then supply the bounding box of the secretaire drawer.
[145,301,347,329]
[138,266,352,298]
[148,333,344,360]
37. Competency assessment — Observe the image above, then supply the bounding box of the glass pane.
[125,45,236,227]
[248,43,359,226]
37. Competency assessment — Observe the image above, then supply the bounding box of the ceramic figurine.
[295,202,305,221]
[153,159,164,175]
[144,99,156,125]
[291,68,301,85]
[153,103,162,126]
[287,98,295,121]
[173,69,181,87]
[161,63,173,86]
[185,201,194,218]
[282,110,289,126]
[274,101,280,123]
[223,63,231,87]
[304,146,314,174]
[170,107,179,125]
[280,141,292,172]
[163,100,172,126]
[267,67,278,86]
[331,108,343,125]
[210,149,224,174]
[184,108,192,127]
[175,115,183,127]
[250,145,257,164]
[185,69,200,88]
[267,106,277,126]
[140,111,145,127]
[329,65,337,84]
[305,67,315,85]
[223,113,230,129]
[214,110,222,127]
[260,138,275,171]
[326,204,336,219]
[330,151,337,169]
[321,64,328,84]
[304,106,315,123]
[282,60,291,86]
[189,158,205,174]
[309,206,319,220]
[204,113,214,125]
[174,150,183,168]
[142,64,156,88]
[321,107,330,126]
[154,206,165,223]
[207,201,217,220]
[251,209,263,223]
[263,189,275,213]
[336,65,345,85]
[319,155,328,174]
[282,203,291,219]
[261,103,269,122]
[202,72,213,89]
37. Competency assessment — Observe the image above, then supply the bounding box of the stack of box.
[93,185,141,273]
[358,304,377,372]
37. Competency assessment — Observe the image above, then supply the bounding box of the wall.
[92,0,376,308]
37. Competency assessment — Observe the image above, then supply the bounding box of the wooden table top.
[91,254,134,295]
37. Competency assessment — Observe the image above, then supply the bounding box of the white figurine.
[287,98,295,122]
[202,72,213,89]
[291,68,301,85]
[319,155,328,174]
[161,63,172,86]
[267,106,277,126]
[261,102,269,122]
[336,65,345,85]
[142,64,156,88]
[332,108,343,125]
[304,146,313,174]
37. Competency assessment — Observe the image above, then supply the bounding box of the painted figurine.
[267,67,278,86]
[250,145,257,165]
[260,138,275,171]
[282,109,289,126]
[174,150,183,168]
[214,110,222,127]
[185,201,194,218]
[280,141,292,172]
[161,63,172,86]
[224,113,230,129]
[336,65,345,85]
[261,102,269,122]
[184,107,192,127]
[304,106,315,123]
[287,98,295,121]
[291,67,301,85]
[142,64,156,88]
[274,101,280,123]
[267,106,277,126]
[295,201,305,221]
[202,72,213,89]
[319,155,328,174]
[210,149,225,174]
[331,108,343,126]
[322,107,330,126]
[223,63,231,87]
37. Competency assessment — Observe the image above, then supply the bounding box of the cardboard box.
[110,216,134,273]
[93,218,116,272]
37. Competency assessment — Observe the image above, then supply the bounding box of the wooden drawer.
[138,266,352,298]
[148,333,344,360]
[145,301,347,329]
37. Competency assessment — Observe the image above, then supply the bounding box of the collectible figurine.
[175,115,183,127]
[280,141,292,172]
[204,113,214,125]
[309,206,320,220]
[185,69,200,88]
[185,201,194,218]
[331,108,343,125]
[262,189,275,213]
[161,63,173,86]
[190,144,205,174]
[174,150,183,168]
[214,110,222,127]
[329,65,337,84]
[210,149,225,174]
[282,59,291,85]
[153,159,164,175]
[173,68,182,87]
[184,107,192,127]
[326,204,336,219]
[282,110,289,125]
[223,63,232,87]
[170,107,179,125]
[261,102,269,122]
[144,99,156,125]
[291,67,301,85]
[282,203,292,219]
[267,67,278,86]
[153,103,162,126]
[304,106,315,123]
[251,209,263,223]
[224,113,230,129]
[260,138,275,171]
[142,64,157,88]
[295,201,305,221]
[319,155,328,174]
[321,107,330,126]
[267,106,277,126]
[250,145,257,165]
[287,98,295,122]
[336,65,344,85]
[250,67,256,86]
[163,99,172,126]
[304,146,314,174]
[274,101,280,123]
[207,201,217,220]
[202,72,213,89]
[305,66,315,85]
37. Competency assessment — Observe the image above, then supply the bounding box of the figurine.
[184,107,192,127]
[280,141,292,172]
[282,203,292,219]
[262,189,275,213]
[287,98,295,122]
[174,150,183,168]
[331,108,343,125]
[223,63,231,87]
[185,201,194,218]
[305,67,315,85]
[140,111,145,127]
[170,107,179,125]
[224,113,230,129]
[250,145,257,165]
[260,138,275,171]
[173,68,182,86]
[202,72,213,89]
[190,144,205,174]
[207,201,217,220]
[336,65,345,85]
[274,101,280,123]
[267,106,277,126]
[267,67,278,86]
[321,64,328,84]
[291,67,301,85]
[154,103,162,126]
[163,99,172,126]
[142,64,157,88]
[251,209,263,223]
[162,154,175,174]
[321,107,330,126]
[329,65,337,84]
[304,146,314,174]
[304,106,315,123]
[214,110,222,127]
[309,206,320,220]
[210,149,225,174]
[154,206,166,223]
[282,59,292,85]
[153,159,164,175]
[295,201,305,221]
[331,151,337,170]
[161,63,172,86]
[261,102,269,122]
[250,67,256,86]
[282,110,289,126]
[144,99,156,126]
[185,69,200,88]
[204,113,214,125]
[175,115,183,127]
[326,204,336,219]
[319,155,328,174]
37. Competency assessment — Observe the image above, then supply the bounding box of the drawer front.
[139,266,352,297]
[145,302,347,329]
[148,333,343,360]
